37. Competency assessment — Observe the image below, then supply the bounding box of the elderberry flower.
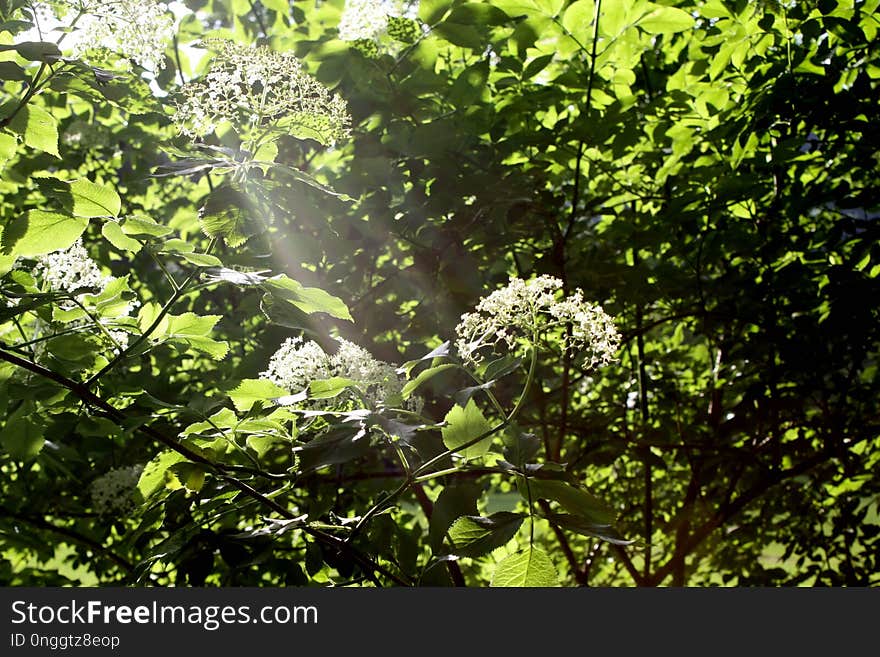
[455,275,620,368]
[337,0,420,42]
[33,239,109,301]
[172,40,351,145]
[90,464,143,516]
[260,336,332,393]
[260,336,419,411]
[30,239,139,352]
[44,0,173,71]
[331,338,408,409]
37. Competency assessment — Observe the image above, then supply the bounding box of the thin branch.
[0,348,410,586]
[1,508,134,574]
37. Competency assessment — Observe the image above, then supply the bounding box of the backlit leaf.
[490,546,559,587]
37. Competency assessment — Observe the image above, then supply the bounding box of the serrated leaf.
[264,162,352,200]
[198,185,261,247]
[447,512,524,557]
[102,221,142,252]
[246,433,282,458]
[157,313,228,359]
[490,546,559,587]
[521,478,616,525]
[0,131,16,169]
[542,512,632,545]
[229,378,290,412]
[1,210,87,257]
[400,341,451,376]
[638,4,695,34]
[502,427,541,466]
[120,215,173,239]
[8,104,59,157]
[0,60,26,80]
[418,0,454,23]
[309,377,358,399]
[561,0,596,44]
[447,3,510,26]
[151,157,220,178]
[2,410,44,460]
[176,252,223,267]
[432,20,486,48]
[169,462,206,492]
[402,363,456,398]
[262,274,353,321]
[429,483,481,552]
[0,41,61,62]
[137,450,186,499]
[489,0,540,19]
[441,398,493,459]
[64,178,121,218]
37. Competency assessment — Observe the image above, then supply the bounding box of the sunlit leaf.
[490,546,559,587]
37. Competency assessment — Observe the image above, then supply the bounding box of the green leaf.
[102,221,142,253]
[429,483,481,552]
[198,185,261,247]
[0,131,16,169]
[262,274,353,321]
[157,313,228,359]
[532,0,564,16]
[492,0,540,18]
[246,433,282,458]
[502,427,541,466]
[120,215,173,239]
[309,377,359,399]
[521,478,616,525]
[65,178,122,218]
[1,210,87,257]
[182,408,239,436]
[229,378,290,412]
[490,546,559,587]
[402,363,456,398]
[270,163,353,201]
[169,462,206,492]
[441,398,493,459]
[137,450,186,499]
[8,104,59,157]
[561,0,596,44]
[447,512,524,557]
[449,60,490,106]
[432,21,486,48]
[542,512,632,545]
[0,60,26,80]
[638,4,695,34]
[0,41,61,62]
[176,252,223,267]
[447,3,510,25]
[418,0,454,23]
[2,409,44,460]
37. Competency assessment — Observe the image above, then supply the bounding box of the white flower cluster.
[260,336,331,392]
[455,275,621,368]
[33,239,109,299]
[172,40,351,144]
[337,0,419,42]
[90,464,143,516]
[260,336,418,411]
[30,239,138,351]
[47,0,174,71]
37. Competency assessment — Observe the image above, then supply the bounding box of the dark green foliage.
[0,0,877,587]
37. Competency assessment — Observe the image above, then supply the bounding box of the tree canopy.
[0,0,878,587]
